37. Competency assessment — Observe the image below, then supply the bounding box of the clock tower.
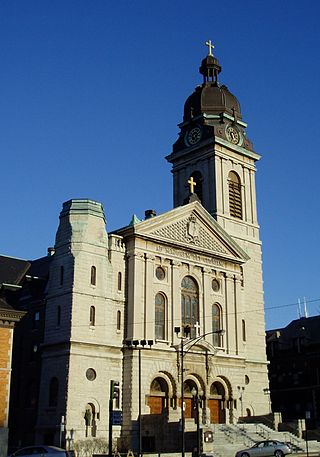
[166,43,261,247]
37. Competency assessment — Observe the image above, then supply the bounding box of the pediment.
[129,201,249,262]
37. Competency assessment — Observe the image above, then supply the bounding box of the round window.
[245,375,250,385]
[156,267,165,280]
[212,279,220,292]
[86,368,96,381]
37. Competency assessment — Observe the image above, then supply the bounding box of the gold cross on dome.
[205,39,215,56]
[188,176,197,193]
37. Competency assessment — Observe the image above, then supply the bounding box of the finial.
[205,39,215,57]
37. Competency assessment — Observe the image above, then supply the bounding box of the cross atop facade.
[188,176,197,194]
[194,321,201,338]
[205,39,215,57]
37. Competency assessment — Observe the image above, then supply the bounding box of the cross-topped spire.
[205,39,215,57]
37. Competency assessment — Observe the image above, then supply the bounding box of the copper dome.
[183,55,242,122]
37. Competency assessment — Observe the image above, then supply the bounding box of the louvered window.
[228,171,242,219]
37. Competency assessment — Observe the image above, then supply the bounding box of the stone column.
[127,252,145,339]
[171,260,181,343]
[202,267,212,336]
[144,254,155,340]
[234,274,242,356]
[224,273,236,355]
[249,168,258,225]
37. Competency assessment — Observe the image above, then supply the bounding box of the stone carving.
[186,214,199,243]
[151,214,228,254]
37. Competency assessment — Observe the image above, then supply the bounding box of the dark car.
[235,440,292,457]
[9,446,75,457]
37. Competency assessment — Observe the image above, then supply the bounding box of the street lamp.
[174,326,225,457]
[191,387,204,457]
[124,339,153,457]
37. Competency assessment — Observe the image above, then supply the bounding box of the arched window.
[60,266,64,286]
[155,293,166,340]
[49,377,59,407]
[242,319,246,342]
[57,306,61,327]
[212,304,222,346]
[117,272,122,291]
[117,310,121,331]
[228,171,242,219]
[90,306,95,326]
[91,266,96,285]
[181,276,199,338]
[189,171,203,203]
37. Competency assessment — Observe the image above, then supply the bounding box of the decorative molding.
[151,213,228,254]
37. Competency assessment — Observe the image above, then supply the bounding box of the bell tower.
[166,41,261,244]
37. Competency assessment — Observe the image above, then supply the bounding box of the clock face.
[186,126,202,146]
[226,125,240,144]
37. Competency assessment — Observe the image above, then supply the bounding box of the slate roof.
[0,255,30,287]
[0,255,30,313]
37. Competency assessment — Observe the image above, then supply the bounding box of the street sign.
[112,410,123,425]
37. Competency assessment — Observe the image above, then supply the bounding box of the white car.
[10,446,75,457]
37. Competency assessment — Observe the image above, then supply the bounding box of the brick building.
[0,256,28,457]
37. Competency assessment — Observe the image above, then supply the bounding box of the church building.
[9,43,270,452]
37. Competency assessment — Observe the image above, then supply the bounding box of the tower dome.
[183,54,242,122]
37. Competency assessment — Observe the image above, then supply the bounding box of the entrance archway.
[148,377,168,414]
[178,379,199,419]
[208,381,226,423]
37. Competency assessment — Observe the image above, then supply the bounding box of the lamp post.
[124,339,153,457]
[191,387,203,457]
[174,326,225,457]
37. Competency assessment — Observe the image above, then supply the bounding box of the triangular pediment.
[122,201,249,263]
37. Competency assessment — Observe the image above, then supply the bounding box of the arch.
[89,306,95,326]
[181,276,199,338]
[84,402,97,437]
[148,376,169,415]
[189,171,203,203]
[212,303,223,346]
[49,377,59,407]
[228,171,242,219]
[90,266,96,285]
[208,379,227,424]
[155,292,166,340]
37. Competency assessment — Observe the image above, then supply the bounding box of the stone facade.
[10,48,270,453]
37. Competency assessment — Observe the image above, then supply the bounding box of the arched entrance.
[148,377,168,414]
[84,402,97,437]
[208,381,226,423]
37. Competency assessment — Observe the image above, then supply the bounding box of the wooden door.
[148,396,164,414]
[208,399,221,423]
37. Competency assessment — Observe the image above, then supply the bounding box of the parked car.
[235,440,292,457]
[9,446,75,457]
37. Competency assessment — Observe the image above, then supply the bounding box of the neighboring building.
[9,45,270,452]
[0,256,28,457]
[8,255,51,448]
[266,316,320,428]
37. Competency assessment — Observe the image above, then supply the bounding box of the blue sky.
[1,0,319,330]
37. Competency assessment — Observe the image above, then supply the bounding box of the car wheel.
[241,453,250,457]
[274,451,283,457]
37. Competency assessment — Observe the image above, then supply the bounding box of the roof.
[0,255,30,287]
